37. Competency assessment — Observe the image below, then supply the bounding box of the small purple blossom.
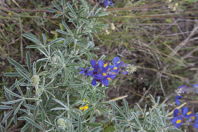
[193,114,198,128]
[102,0,113,8]
[171,116,183,128]
[175,96,182,106]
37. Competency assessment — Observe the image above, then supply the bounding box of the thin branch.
[169,26,198,57]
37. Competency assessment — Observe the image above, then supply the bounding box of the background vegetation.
[0,0,198,131]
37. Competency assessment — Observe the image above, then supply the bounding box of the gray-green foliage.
[0,0,181,132]
[109,98,182,132]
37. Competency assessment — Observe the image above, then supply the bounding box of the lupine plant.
[0,0,196,132]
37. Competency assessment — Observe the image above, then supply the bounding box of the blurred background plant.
[0,0,198,131]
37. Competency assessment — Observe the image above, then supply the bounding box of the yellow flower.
[103,63,108,67]
[79,105,89,111]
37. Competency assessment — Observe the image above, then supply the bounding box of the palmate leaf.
[15,67,30,80]
[7,58,29,75]
[7,57,30,80]
[23,33,42,45]
[52,98,69,111]
[26,45,49,58]
[4,87,22,98]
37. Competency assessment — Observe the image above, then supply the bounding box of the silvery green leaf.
[26,45,41,49]
[52,98,69,110]
[2,110,13,123]
[3,72,20,77]
[25,52,32,72]
[14,101,23,116]
[0,105,13,110]
[42,34,47,45]
[56,29,68,35]
[7,57,29,75]
[48,38,65,45]
[18,116,43,130]
[67,3,77,18]
[24,104,37,110]
[4,87,22,98]
[1,99,23,105]
[62,21,73,34]
[21,124,30,132]
[15,68,30,80]
[51,107,67,111]
[23,33,42,45]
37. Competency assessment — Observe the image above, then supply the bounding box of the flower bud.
[57,118,66,129]
[126,64,137,74]
[31,75,40,87]
[105,30,110,35]
[110,23,116,30]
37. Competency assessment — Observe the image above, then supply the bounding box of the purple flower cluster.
[102,0,113,8]
[171,95,198,128]
[80,57,127,86]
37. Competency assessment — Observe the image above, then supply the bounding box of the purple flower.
[193,115,198,128]
[173,109,180,117]
[102,0,113,8]
[171,116,183,128]
[80,68,90,76]
[80,57,127,86]
[176,84,198,94]
[175,96,182,106]
[182,107,194,119]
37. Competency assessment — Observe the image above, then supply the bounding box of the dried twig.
[169,26,198,57]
